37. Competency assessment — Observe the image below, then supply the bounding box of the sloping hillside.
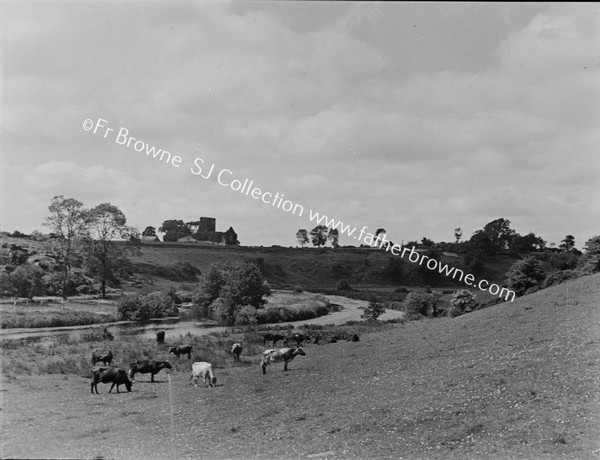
[126,242,519,292]
[2,272,598,459]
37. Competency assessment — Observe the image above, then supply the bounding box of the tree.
[159,219,191,242]
[84,203,139,298]
[480,218,517,251]
[511,232,546,254]
[142,226,157,237]
[421,237,434,248]
[310,225,329,247]
[42,195,89,299]
[328,228,339,248]
[296,229,309,247]
[454,227,463,243]
[449,290,477,317]
[193,261,271,324]
[505,256,546,297]
[577,235,600,274]
[404,292,442,319]
[359,297,386,322]
[559,235,576,253]
[5,264,46,299]
[468,231,496,258]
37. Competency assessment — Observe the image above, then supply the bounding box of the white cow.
[261,347,306,374]
[190,362,217,387]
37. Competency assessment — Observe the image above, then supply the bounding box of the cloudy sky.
[2,2,599,248]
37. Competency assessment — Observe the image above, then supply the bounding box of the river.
[0,294,405,342]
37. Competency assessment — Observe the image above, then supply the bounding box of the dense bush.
[448,290,477,317]
[542,269,577,289]
[576,236,600,275]
[505,256,546,297]
[337,280,352,290]
[193,261,271,324]
[117,292,178,321]
[1,264,46,298]
[404,291,443,319]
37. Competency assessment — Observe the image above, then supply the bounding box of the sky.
[2,1,599,249]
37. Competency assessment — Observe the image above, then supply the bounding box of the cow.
[128,360,172,383]
[190,362,217,387]
[348,333,360,342]
[91,367,132,394]
[91,349,113,366]
[169,345,192,359]
[284,333,311,348]
[263,333,285,347]
[261,347,306,374]
[102,327,114,341]
[231,343,243,363]
[156,330,165,346]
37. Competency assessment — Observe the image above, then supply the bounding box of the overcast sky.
[2,2,599,249]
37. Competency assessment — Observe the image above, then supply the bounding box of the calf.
[263,333,285,347]
[284,333,311,348]
[169,345,192,359]
[261,347,306,374]
[91,367,132,394]
[91,349,113,366]
[231,343,243,363]
[128,360,172,383]
[190,362,217,387]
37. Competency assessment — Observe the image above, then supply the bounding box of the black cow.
[263,333,285,347]
[156,330,165,346]
[169,345,192,359]
[231,343,243,363]
[91,349,113,366]
[284,333,311,348]
[128,360,173,382]
[91,367,132,394]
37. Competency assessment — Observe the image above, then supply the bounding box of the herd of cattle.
[90,331,358,394]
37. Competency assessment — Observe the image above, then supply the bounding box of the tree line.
[1,195,138,299]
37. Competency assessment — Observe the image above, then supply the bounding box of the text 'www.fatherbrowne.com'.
[83,116,515,302]
[307,210,516,302]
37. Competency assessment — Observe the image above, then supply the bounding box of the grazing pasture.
[1,273,599,459]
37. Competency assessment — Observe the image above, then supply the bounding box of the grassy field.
[0,298,119,329]
[1,273,598,459]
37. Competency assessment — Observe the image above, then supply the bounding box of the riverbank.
[0,293,404,342]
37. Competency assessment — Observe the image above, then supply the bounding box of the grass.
[2,272,599,459]
[1,259,599,459]
[0,310,118,329]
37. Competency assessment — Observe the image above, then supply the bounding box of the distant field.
[2,273,598,459]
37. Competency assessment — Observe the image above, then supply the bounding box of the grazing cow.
[128,360,172,383]
[263,333,285,347]
[231,343,243,363]
[348,333,360,342]
[91,367,132,394]
[284,333,311,348]
[102,327,114,341]
[156,330,165,346]
[91,349,113,366]
[169,345,192,359]
[190,362,217,387]
[261,347,306,374]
